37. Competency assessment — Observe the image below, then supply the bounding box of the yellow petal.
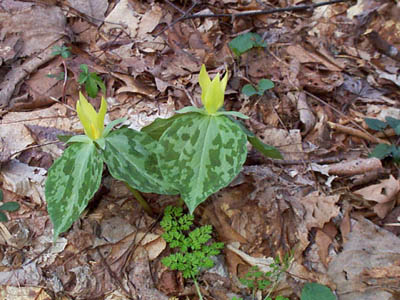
[204,75,224,114]
[94,97,107,139]
[76,92,106,140]
[199,64,211,105]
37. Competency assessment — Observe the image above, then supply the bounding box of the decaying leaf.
[353,175,400,218]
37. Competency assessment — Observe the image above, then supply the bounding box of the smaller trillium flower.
[76,92,107,140]
[199,64,228,115]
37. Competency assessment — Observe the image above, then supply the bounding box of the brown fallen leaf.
[301,191,340,230]
[328,217,400,300]
[353,175,400,218]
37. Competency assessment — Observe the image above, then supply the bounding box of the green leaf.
[257,79,274,92]
[66,135,92,144]
[157,113,247,213]
[177,106,207,115]
[45,142,103,240]
[57,135,73,143]
[0,211,8,222]
[385,116,400,135]
[141,114,184,141]
[226,116,283,159]
[0,202,20,212]
[102,128,178,195]
[90,73,106,95]
[242,84,258,97]
[216,111,249,119]
[228,32,267,56]
[103,118,127,137]
[369,143,392,159]
[300,283,336,300]
[0,190,3,202]
[248,136,283,159]
[364,118,387,131]
[85,77,99,98]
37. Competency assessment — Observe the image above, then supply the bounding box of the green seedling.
[142,65,282,214]
[242,79,275,97]
[239,253,292,300]
[229,32,267,57]
[300,282,336,300]
[161,206,224,300]
[45,93,178,240]
[365,117,400,163]
[78,64,106,98]
[51,45,71,59]
[0,190,20,222]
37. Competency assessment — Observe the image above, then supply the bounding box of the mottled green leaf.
[103,128,178,195]
[301,283,336,300]
[0,202,20,212]
[0,190,2,202]
[364,118,387,131]
[142,114,185,140]
[158,113,247,213]
[45,142,103,240]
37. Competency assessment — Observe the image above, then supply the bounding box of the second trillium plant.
[45,93,178,240]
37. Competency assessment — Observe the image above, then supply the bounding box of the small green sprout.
[242,79,275,97]
[365,116,400,163]
[0,190,20,222]
[300,283,336,300]
[161,206,224,300]
[229,32,267,57]
[239,253,292,300]
[51,45,71,59]
[78,64,106,98]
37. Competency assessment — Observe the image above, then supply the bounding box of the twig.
[155,1,198,37]
[182,0,351,20]
[327,121,391,145]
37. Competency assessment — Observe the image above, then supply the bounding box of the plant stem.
[193,278,203,300]
[125,183,154,217]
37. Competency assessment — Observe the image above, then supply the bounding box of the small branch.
[327,121,391,145]
[182,0,351,20]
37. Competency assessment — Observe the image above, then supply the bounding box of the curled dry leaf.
[296,92,316,135]
[353,175,400,218]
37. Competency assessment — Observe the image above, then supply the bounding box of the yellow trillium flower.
[199,64,228,115]
[76,92,107,140]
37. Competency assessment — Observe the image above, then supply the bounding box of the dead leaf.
[286,45,342,72]
[67,0,108,26]
[0,160,46,206]
[296,92,316,135]
[301,191,340,230]
[328,217,400,300]
[353,175,400,218]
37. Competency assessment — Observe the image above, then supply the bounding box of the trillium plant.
[45,65,282,240]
